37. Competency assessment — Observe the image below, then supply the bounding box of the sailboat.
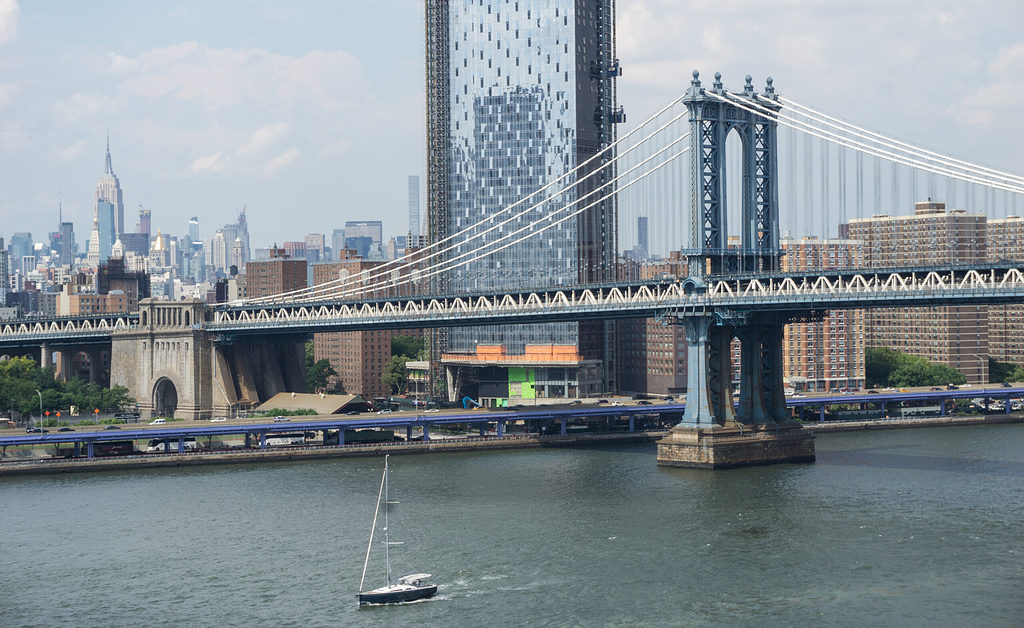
[357,455,438,606]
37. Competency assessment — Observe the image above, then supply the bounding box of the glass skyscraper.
[427,0,620,397]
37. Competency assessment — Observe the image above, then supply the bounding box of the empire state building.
[87,136,125,266]
[95,135,125,238]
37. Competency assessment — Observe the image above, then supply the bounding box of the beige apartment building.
[987,216,1024,367]
[842,200,989,383]
[779,237,866,392]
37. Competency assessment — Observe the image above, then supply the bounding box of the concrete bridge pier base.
[658,317,814,469]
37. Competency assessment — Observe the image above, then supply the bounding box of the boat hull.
[358,584,437,605]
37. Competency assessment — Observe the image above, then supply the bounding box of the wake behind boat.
[357,456,437,606]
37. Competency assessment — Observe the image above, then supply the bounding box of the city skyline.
[0,0,1022,248]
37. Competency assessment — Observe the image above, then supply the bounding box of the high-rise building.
[217,210,250,271]
[312,260,423,398]
[8,233,32,274]
[842,200,988,383]
[780,237,865,392]
[304,233,326,263]
[189,217,201,245]
[426,0,621,401]
[137,207,151,236]
[408,175,420,237]
[987,215,1024,368]
[245,256,307,299]
[0,237,8,305]
[637,216,649,259]
[343,220,382,259]
[95,135,126,238]
[331,228,346,261]
[58,222,75,266]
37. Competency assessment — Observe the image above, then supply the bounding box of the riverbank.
[0,431,667,476]
[3,413,1022,476]
[804,413,1024,432]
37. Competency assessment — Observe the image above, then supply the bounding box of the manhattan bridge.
[2,72,1023,466]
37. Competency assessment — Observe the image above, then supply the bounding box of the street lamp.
[34,389,42,430]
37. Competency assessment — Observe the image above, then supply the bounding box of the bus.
[264,433,310,447]
[147,437,201,453]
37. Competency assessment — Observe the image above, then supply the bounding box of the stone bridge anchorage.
[111,300,305,420]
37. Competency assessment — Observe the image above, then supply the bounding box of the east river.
[2,424,1022,627]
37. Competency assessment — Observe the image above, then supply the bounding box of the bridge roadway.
[2,264,1024,347]
[4,386,1022,455]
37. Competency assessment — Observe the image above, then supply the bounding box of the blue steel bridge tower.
[659,71,813,468]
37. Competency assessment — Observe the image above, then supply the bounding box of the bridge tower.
[658,71,814,468]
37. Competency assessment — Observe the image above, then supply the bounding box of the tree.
[865,347,966,388]
[382,355,408,394]
[0,356,135,420]
[391,335,424,360]
[989,358,1024,384]
[307,359,339,394]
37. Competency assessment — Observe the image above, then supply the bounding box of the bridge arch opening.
[153,378,178,418]
[725,127,745,260]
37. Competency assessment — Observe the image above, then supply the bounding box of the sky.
[0,0,1022,250]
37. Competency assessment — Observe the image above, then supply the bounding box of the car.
[345,410,360,415]
[867,390,880,394]
[898,388,909,392]
[930,387,942,391]
[664,396,675,402]
[571,400,583,405]
[149,418,166,425]
[376,409,392,415]
[58,427,75,432]
[610,401,624,406]
[791,394,806,398]
[1001,382,1013,388]
[597,399,609,404]
[25,426,47,433]
[210,417,227,422]
[636,400,652,405]
[273,416,290,422]
[962,384,972,388]
[424,409,439,413]
[104,425,121,430]
[946,384,959,390]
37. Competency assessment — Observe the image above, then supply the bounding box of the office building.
[304,234,326,263]
[0,237,8,305]
[426,0,621,402]
[96,136,126,238]
[137,208,151,236]
[58,222,75,266]
[331,228,346,261]
[343,221,382,259]
[8,232,32,274]
[842,200,988,383]
[189,217,201,245]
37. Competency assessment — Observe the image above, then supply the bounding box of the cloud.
[52,92,118,124]
[109,42,368,112]
[56,139,88,163]
[190,152,227,173]
[0,0,17,45]
[236,122,290,157]
[264,148,300,174]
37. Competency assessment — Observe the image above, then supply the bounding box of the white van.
[149,418,166,425]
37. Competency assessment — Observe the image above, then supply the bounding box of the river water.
[2,424,1022,627]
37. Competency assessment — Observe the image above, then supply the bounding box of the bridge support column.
[629,416,635,432]
[40,344,52,372]
[497,420,505,437]
[422,424,430,441]
[479,424,486,437]
[406,426,412,441]
[86,442,94,459]
[658,317,814,469]
[560,418,567,435]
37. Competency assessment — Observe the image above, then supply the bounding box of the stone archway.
[153,378,178,418]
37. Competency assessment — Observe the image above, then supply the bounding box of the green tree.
[866,347,966,388]
[307,359,339,393]
[391,335,424,359]
[382,355,408,394]
[0,356,134,420]
[989,358,1024,384]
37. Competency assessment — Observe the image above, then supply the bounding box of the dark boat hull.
[358,585,437,605]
